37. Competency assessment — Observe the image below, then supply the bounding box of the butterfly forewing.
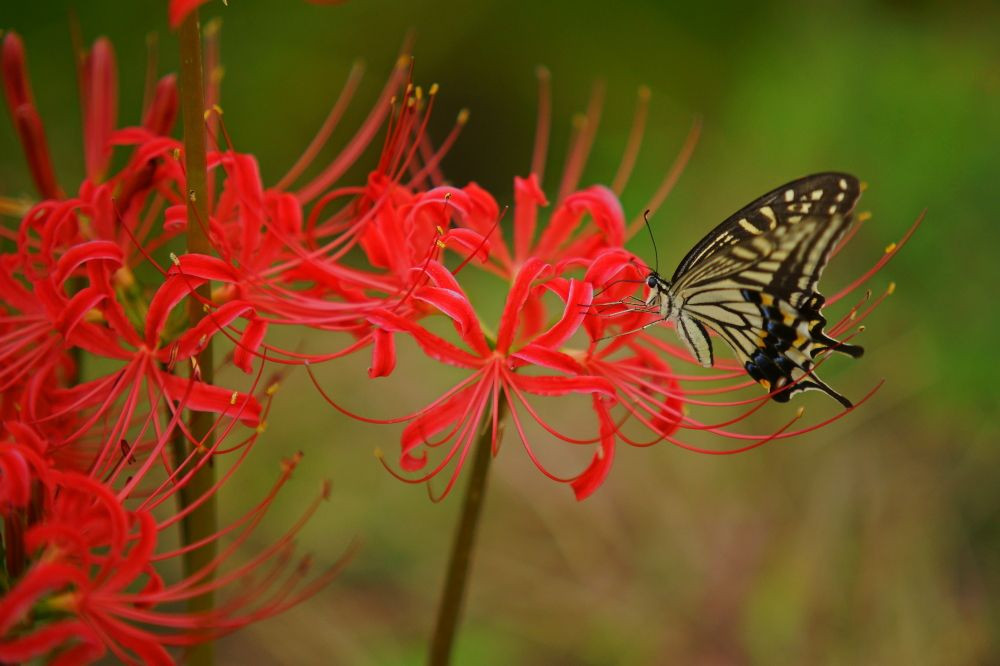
[667,173,864,407]
[671,173,861,282]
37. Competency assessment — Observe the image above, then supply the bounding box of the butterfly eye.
[645,275,658,289]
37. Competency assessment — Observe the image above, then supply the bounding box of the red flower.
[307,258,618,499]
[0,452,342,664]
[1,28,352,663]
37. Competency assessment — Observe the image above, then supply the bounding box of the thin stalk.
[175,10,216,666]
[428,401,507,665]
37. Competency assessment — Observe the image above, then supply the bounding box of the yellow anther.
[202,303,210,313]
[256,421,268,434]
[230,390,239,405]
[390,95,397,105]
[406,97,416,109]
[436,240,447,249]
[456,108,470,124]
[169,252,181,266]
[858,325,866,332]
[860,181,869,191]
[396,55,410,69]
[374,447,385,459]
[171,148,181,160]
[415,85,423,100]
[884,242,897,254]
[436,225,445,235]
[266,382,280,395]
[405,83,413,95]
[188,189,197,202]
[858,211,872,222]
[213,104,223,115]
[84,308,104,323]
[887,282,896,295]
[796,406,805,418]
[429,83,439,95]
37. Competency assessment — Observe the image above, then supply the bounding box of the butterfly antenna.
[643,209,660,274]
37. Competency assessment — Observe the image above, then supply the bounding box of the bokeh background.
[3,0,999,663]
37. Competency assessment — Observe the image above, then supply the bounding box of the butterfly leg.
[595,315,670,342]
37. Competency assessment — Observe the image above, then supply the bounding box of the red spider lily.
[0,20,411,664]
[0,431,345,665]
[293,76,704,500]
[308,258,623,500]
[149,64,483,373]
[0,224,263,471]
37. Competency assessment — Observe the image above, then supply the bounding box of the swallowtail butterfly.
[642,173,864,408]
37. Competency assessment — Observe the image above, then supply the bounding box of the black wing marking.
[671,172,861,283]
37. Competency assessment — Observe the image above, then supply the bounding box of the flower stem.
[176,9,216,666]
[428,402,506,665]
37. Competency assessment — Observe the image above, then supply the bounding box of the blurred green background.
[3,0,999,663]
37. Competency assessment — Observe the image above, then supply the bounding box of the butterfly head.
[643,271,675,319]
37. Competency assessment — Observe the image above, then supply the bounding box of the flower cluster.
[0,30,348,662]
[0,9,918,662]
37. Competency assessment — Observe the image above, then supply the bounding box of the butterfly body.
[643,173,864,408]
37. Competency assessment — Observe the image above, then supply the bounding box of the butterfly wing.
[671,173,863,407]
[671,173,860,283]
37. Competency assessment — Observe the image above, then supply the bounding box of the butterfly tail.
[775,374,854,409]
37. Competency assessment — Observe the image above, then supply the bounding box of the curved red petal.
[496,258,550,354]
[570,400,616,500]
[160,373,262,427]
[414,287,490,356]
[368,327,397,378]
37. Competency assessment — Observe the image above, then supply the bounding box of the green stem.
[428,402,506,665]
[175,10,216,666]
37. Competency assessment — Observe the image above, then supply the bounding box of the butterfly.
[637,173,864,408]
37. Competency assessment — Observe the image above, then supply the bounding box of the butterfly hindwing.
[676,313,713,368]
